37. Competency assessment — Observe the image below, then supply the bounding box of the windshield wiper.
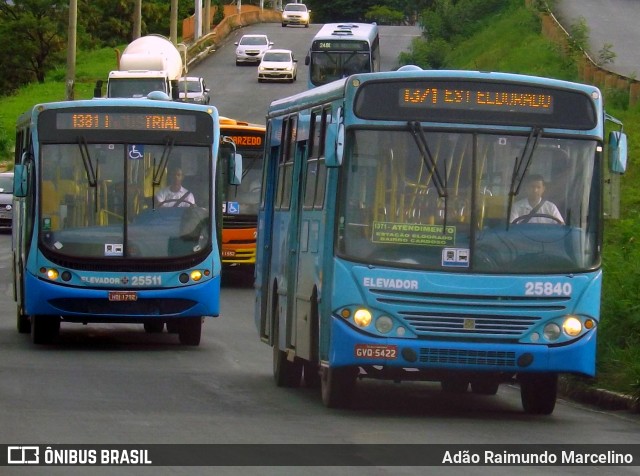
[77,136,97,187]
[506,127,543,227]
[408,121,448,231]
[152,137,175,209]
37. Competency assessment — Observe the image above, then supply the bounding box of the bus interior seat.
[41,180,60,230]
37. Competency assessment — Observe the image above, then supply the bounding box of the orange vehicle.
[219,117,265,273]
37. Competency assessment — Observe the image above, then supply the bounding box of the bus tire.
[471,380,499,395]
[321,366,357,408]
[441,378,469,393]
[166,320,180,333]
[31,315,60,345]
[520,373,557,415]
[272,323,302,387]
[143,321,164,333]
[16,306,31,334]
[178,317,202,346]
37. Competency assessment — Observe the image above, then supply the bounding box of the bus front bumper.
[327,314,596,377]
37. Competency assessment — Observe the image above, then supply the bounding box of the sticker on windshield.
[442,248,469,267]
[128,144,144,160]
[223,201,240,214]
[105,243,124,257]
[372,221,455,246]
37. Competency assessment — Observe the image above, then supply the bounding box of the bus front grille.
[371,288,568,338]
[419,348,516,367]
[49,298,196,316]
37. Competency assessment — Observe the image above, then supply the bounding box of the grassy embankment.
[0,0,638,399]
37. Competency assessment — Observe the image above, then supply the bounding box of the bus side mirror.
[325,123,344,167]
[608,131,627,174]
[229,153,242,185]
[14,164,28,197]
[305,55,310,66]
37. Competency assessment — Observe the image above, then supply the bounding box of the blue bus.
[304,23,380,88]
[13,97,241,346]
[255,68,627,414]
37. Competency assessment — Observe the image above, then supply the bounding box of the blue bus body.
[13,98,229,346]
[255,69,627,413]
[305,23,380,89]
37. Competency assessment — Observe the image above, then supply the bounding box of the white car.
[235,34,273,65]
[258,49,298,83]
[281,3,310,27]
[177,77,210,104]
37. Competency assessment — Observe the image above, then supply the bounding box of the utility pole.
[170,0,178,43]
[194,0,202,41]
[65,0,77,100]
[203,0,210,35]
[133,0,142,39]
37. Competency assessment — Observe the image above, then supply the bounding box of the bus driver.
[156,166,196,208]
[510,174,564,224]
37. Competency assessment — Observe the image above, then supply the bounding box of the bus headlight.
[543,323,561,341]
[375,315,393,334]
[353,308,372,328]
[190,270,203,282]
[563,316,582,337]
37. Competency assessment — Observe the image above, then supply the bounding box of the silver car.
[235,34,273,65]
[0,171,13,230]
[177,77,210,104]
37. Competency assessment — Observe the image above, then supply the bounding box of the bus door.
[269,115,301,353]
[292,109,327,362]
[256,121,280,342]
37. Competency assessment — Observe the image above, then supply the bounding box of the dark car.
[0,171,14,230]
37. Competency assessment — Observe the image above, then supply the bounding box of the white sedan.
[258,49,298,83]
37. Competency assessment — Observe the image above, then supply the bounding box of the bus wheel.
[321,366,357,408]
[166,320,180,333]
[143,321,164,333]
[178,318,202,346]
[272,327,302,387]
[31,315,60,345]
[16,306,31,334]
[520,373,558,415]
[441,378,469,393]
[471,380,499,395]
[303,361,321,388]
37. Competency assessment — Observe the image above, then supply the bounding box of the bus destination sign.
[400,87,553,114]
[354,79,597,129]
[229,134,263,148]
[55,112,197,132]
[313,40,369,51]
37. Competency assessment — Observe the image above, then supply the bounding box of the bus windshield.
[39,142,212,260]
[223,148,262,217]
[337,129,599,274]
[310,51,371,86]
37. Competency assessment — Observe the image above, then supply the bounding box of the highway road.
[555,0,640,78]
[188,22,422,124]
[1,20,640,476]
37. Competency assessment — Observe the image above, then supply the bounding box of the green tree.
[365,6,405,25]
[0,0,68,88]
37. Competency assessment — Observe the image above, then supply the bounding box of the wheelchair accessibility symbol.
[128,145,144,160]
[224,201,240,214]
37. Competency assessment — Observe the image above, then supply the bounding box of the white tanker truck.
[95,34,187,100]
